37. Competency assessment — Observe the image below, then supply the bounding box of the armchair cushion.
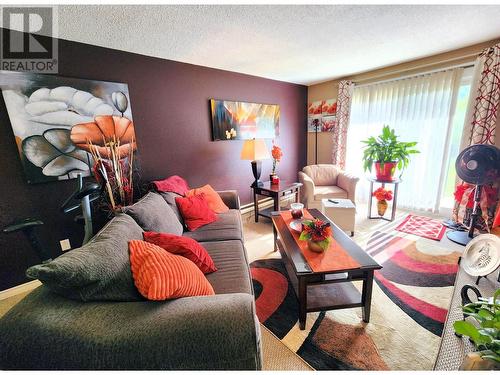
[303,164,340,186]
[313,185,348,201]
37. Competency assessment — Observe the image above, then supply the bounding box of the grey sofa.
[0,190,262,370]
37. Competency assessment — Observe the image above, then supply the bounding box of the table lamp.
[240,138,270,187]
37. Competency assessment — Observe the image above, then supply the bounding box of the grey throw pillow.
[26,214,144,301]
[122,192,183,235]
[159,191,184,224]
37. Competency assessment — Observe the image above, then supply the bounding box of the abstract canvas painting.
[0,71,135,184]
[210,99,280,141]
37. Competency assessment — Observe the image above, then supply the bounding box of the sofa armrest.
[337,171,359,203]
[217,190,241,210]
[298,171,315,205]
[0,287,261,370]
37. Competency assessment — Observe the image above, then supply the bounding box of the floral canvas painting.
[308,100,323,116]
[307,116,322,132]
[210,99,279,141]
[0,71,136,184]
[321,115,336,132]
[322,99,337,116]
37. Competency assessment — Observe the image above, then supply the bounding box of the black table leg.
[299,277,307,330]
[253,190,258,223]
[362,270,374,323]
[273,223,278,252]
[273,194,280,212]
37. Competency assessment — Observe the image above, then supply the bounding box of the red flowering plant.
[372,187,393,201]
[271,144,283,175]
[299,219,332,251]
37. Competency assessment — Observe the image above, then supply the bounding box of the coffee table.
[271,208,382,330]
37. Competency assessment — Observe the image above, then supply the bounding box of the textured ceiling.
[57,5,500,85]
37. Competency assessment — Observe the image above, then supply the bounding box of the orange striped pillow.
[129,240,214,300]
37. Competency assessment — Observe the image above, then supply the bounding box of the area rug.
[250,231,461,370]
[395,214,446,241]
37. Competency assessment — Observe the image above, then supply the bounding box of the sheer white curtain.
[345,68,463,212]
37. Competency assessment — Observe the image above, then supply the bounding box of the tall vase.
[377,200,388,216]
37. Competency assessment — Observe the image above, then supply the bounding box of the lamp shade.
[240,139,270,161]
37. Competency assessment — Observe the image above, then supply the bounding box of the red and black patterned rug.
[395,214,446,241]
[250,230,461,370]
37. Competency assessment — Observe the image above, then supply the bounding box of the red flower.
[302,219,332,241]
[271,145,283,162]
[373,187,393,201]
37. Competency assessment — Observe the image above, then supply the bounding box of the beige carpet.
[261,325,313,370]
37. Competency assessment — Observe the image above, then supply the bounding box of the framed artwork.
[308,116,322,132]
[308,100,323,116]
[322,99,337,116]
[321,116,336,132]
[210,99,279,141]
[307,98,337,132]
[1,71,135,184]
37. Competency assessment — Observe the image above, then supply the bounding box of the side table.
[252,181,302,222]
[367,177,401,222]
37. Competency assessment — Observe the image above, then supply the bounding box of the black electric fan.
[447,144,500,246]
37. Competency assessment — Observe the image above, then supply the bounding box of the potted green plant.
[362,125,419,181]
[453,288,500,370]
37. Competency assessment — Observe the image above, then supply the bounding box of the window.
[439,68,473,212]
[345,66,473,213]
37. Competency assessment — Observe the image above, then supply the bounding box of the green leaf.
[479,309,495,320]
[299,232,311,241]
[454,320,481,341]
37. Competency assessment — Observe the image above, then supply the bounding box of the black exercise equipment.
[3,218,52,262]
[61,174,101,245]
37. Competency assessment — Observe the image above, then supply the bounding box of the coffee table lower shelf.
[306,282,362,312]
[277,240,373,330]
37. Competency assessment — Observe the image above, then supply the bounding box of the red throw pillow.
[143,231,217,274]
[175,193,218,231]
[129,240,214,300]
[186,184,229,213]
[151,175,189,196]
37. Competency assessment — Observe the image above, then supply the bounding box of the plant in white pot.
[362,125,419,181]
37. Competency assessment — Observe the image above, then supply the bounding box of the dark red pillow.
[143,231,217,274]
[175,193,218,231]
[151,175,189,196]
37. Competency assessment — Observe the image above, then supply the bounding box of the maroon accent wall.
[0,34,308,290]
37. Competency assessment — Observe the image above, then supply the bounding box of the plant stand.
[367,177,400,222]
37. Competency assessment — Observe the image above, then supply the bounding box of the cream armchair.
[298,164,359,209]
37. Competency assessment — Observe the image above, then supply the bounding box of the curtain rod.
[354,61,475,88]
[352,51,478,87]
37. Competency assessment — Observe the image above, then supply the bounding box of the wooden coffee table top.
[272,208,381,275]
